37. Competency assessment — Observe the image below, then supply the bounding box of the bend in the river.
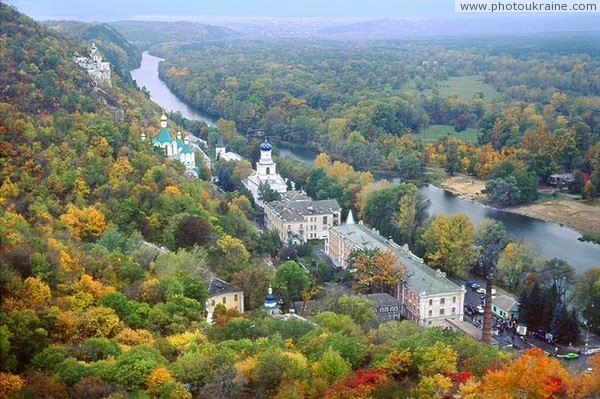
[130,51,600,273]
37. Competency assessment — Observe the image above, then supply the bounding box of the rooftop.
[266,198,341,222]
[206,277,242,297]
[331,223,463,296]
[493,294,519,312]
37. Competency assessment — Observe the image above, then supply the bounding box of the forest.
[153,34,600,204]
[1,2,600,398]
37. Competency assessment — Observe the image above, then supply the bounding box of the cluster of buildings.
[205,138,473,329]
[74,42,112,87]
[143,113,199,177]
[144,127,508,334]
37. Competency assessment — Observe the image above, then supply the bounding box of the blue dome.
[260,141,272,151]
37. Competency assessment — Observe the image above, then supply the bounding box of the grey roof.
[331,223,463,296]
[266,198,341,223]
[280,190,311,202]
[493,294,519,312]
[366,293,401,308]
[206,277,242,297]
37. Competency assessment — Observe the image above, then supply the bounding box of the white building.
[75,42,112,87]
[216,145,243,162]
[327,215,466,327]
[145,113,198,178]
[243,140,287,206]
[264,191,341,244]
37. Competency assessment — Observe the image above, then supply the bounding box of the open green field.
[413,75,501,102]
[419,124,479,142]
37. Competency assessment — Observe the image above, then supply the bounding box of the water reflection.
[422,184,600,273]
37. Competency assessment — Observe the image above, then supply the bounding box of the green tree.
[573,267,600,334]
[113,345,166,391]
[496,242,536,293]
[421,213,475,277]
[337,294,376,328]
[486,176,522,206]
[274,260,310,305]
[538,258,575,300]
[258,181,282,203]
[314,347,352,385]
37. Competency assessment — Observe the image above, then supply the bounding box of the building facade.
[74,42,112,87]
[243,140,287,206]
[264,191,341,244]
[206,277,244,321]
[327,217,466,326]
[146,113,198,177]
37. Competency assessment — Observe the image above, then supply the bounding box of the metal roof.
[331,223,463,296]
[266,198,341,223]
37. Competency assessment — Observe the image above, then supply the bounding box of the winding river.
[130,52,600,273]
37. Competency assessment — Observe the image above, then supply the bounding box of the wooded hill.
[1,4,600,398]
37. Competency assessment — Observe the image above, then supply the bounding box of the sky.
[5,0,457,20]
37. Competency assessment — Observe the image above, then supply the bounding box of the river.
[130,51,600,273]
[131,52,217,126]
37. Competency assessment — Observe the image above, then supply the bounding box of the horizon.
[5,0,600,24]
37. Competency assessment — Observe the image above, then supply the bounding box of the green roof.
[154,126,173,145]
[177,139,193,154]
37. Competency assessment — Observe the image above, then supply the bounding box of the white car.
[476,288,486,294]
[476,305,485,314]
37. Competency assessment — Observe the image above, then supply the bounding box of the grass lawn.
[435,76,501,102]
[411,75,501,102]
[419,124,479,142]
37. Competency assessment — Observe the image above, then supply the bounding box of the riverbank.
[440,173,600,236]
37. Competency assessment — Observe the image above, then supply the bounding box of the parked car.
[471,283,481,290]
[563,352,579,360]
[476,305,485,314]
[465,280,475,288]
[476,287,486,294]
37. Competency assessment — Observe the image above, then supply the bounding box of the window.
[211,300,215,306]
[266,167,270,175]
[452,296,456,303]
[428,310,432,317]
[440,298,445,305]
[439,308,445,316]
[452,307,456,314]
[222,297,226,304]
[429,299,433,306]
[234,294,238,301]
[323,216,328,225]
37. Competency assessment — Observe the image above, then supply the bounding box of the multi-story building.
[264,191,341,244]
[205,277,244,322]
[327,216,466,326]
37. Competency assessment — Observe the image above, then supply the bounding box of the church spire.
[160,112,168,128]
[346,209,355,225]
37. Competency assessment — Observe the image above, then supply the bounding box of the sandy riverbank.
[440,174,600,236]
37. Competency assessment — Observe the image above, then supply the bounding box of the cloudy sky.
[6,0,456,20]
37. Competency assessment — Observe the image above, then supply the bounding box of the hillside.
[110,20,240,50]
[45,20,143,79]
[1,3,600,399]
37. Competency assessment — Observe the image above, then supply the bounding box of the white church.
[143,113,198,178]
[243,140,287,206]
[74,42,112,87]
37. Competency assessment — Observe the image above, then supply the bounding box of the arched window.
[266,167,270,175]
